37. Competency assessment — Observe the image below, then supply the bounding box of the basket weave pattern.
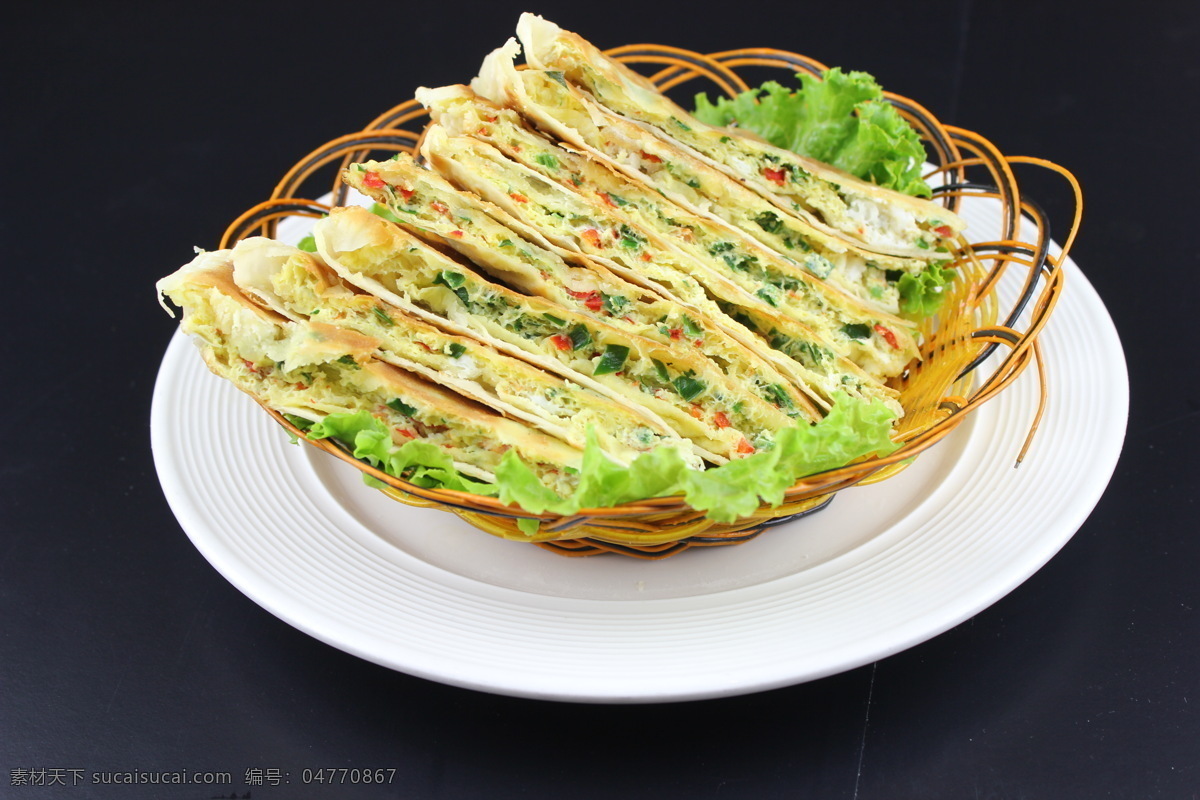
[224,45,1078,558]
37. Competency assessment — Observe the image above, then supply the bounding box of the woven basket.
[221,44,1079,558]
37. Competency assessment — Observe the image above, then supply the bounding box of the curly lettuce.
[305,411,500,495]
[694,68,931,197]
[898,263,958,318]
[300,394,898,525]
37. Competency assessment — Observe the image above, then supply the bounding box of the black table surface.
[5,1,1197,797]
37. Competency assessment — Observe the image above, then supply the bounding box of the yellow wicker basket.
[219,44,1079,558]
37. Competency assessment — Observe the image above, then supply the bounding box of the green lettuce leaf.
[301,395,898,526]
[305,410,499,495]
[898,264,957,318]
[694,68,931,197]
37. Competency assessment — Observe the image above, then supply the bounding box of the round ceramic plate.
[151,197,1127,703]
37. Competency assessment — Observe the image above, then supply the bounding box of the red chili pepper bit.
[397,428,416,439]
[483,114,498,123]
[688,404,704,419]
[565,287,603,310]
[448,230,464,238]
[397,186,415,201]
[550,334,572,351]
[874,324,900,349]
[509,192,528,203]
[640,252,651,262]
[736,438,756,454]
[713,411,731,428]
[581,228,602,248]
[241,359,260,374]
[598,192,617,208]
[933,225,953,238]
[429,201,450,216]
[763,167,787,186]
[640,151,663,164]
[669,328,683,340]
[477,126,491,136]
[362,171,385,189]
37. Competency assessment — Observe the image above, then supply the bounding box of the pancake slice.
[229,237,698,467]
[344,151,828,417]
[420,85,919,381]
[511,13,965,259]
[314,205,805,460]
[472,64,943,314]
[419,122,916,384]
[156,250,586,494]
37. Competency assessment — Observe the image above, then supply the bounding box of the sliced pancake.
[510,14,965,258]
[156,249,585,494]
[419,122,916,383]
[471,64,937,313]
[229,237,697,467]
[472,36,962,302]
[344,151,827,417]
[314,205,803,460]
[420,85,919,381]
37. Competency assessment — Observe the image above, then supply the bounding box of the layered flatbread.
[508,13,965,258]
[418,122,917,385]
[157,250,587,494]
[468,63,944,314]
[229,237,699,467]
[314,205,806,460]
[419,85,919,380]
[342,152,883,417]
[158,14,953,512]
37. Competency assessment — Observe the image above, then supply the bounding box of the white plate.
[151,198,1128,702]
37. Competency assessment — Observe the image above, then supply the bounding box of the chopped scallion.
[593,345,629,375]
[673,375,705,401]
[386,399,417,417]
[567,323,591,351]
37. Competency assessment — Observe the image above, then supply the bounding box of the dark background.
[3,0,1197,797]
